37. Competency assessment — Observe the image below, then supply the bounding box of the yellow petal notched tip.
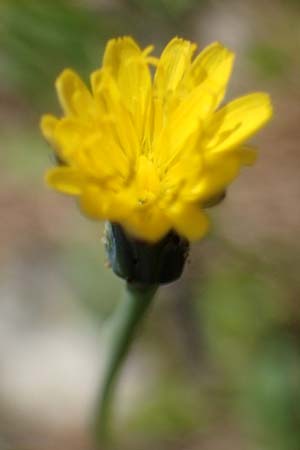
[40,114,59,142]
[55,68,89,116]
[41,36,273,243]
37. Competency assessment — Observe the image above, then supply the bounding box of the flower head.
[41,36,273,242]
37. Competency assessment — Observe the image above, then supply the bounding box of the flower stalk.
[93,282,157,446]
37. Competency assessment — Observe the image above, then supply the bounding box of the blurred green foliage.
[247,43,290,79]
[127,378,206,438]
[0,0,209,113]
[0,126,48,182]
[0,0,116,110]
[241,333,300,450]
[199,267,283,373]
[126,0,203,19]
[62,240,123,319]
[197,264,300,450]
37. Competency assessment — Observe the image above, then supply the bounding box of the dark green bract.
[105,222,189,285]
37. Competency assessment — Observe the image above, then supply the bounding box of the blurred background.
[0,0,300,449]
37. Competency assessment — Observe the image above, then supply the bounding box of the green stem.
[93,282,158,447]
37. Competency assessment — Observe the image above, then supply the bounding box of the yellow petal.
[103,37,152,141]
[135,155,160,196]
[154,84,215,168]
[182,155,241,202]
[99,70,140,161]
[118,58,151,140]
[40,114,59,143]
[53,117,90,163]
[55,69,92,116]
[167,202,209,240]
[90,68,103,96]
[190,42,234,105]
[162,152,204,197]
[81,132,129,180]
[80,184,135,222]
[103,36,141,77]
[205,145,257,167]
[154,37,196,94]
[192,147,257,203]
[79,184,107,219]
[206,93,273,154]
[46,167,85,195]
[123,206,171,242]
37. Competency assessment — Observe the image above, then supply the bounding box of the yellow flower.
[41,36,273,242]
